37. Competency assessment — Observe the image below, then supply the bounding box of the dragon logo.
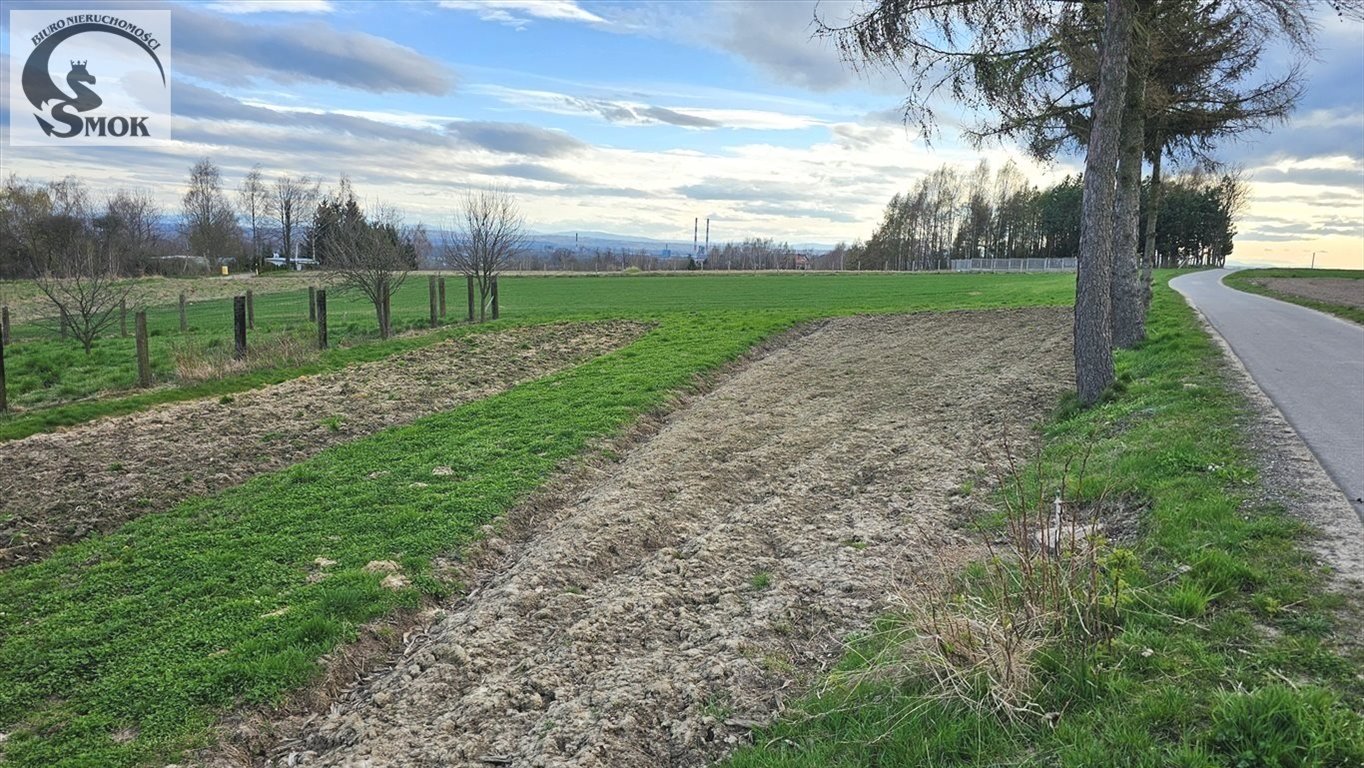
[19,18,167,140]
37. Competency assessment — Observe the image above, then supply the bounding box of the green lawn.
[0,271,1071,439]
[723,277,1364,768]
[1224,268,1364,325]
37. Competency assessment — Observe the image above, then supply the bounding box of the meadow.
[1,270,1359,767]
[0,270,1069,438]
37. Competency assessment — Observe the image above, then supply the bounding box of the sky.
[1,0,1361,267]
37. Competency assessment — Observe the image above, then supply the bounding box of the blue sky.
[2,0,1362,266]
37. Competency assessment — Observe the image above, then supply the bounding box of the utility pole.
[1311,251,1317,269]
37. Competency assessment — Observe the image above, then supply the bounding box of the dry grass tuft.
[830,440,1130,724]
[171,331,320,384]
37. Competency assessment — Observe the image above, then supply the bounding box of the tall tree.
[237,165,268,273]
[181,158,239,269]
[444,188,526,321]
[96,189,162,275]
[268,174,319,267]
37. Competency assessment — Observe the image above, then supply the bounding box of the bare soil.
[264,307,1072,768]
[0,321,648,568]
[1252,278,1364,311]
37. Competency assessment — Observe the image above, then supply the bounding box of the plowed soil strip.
[1252,277,1364,311]
[1,321,648,568]
[286,308,1072,768]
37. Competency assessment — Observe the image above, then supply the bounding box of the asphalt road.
[1171,269,1364,524]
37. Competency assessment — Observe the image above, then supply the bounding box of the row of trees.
[1,177,168,279]
[2,161,529,352]
[848,162,1244,271]
[820,0,1359,404]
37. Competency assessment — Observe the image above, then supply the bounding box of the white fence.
[949,258,1077,273]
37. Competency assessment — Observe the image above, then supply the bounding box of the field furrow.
[0,321,647,568]
[282,307,1072,768]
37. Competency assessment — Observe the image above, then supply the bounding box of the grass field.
[0,271,1070,439]
[0,271,1071,767]
[1224,268,1364,325]
[3,270,1359,767]
[723,277,1364,767]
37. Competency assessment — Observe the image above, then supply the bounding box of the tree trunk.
[1140,139,1165,313]
[1074,0,1133,406]
[1111,21,1148,350]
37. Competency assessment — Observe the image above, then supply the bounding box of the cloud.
[446,120,586,156]
[202,0,335,13]
[174,6,455,94]
[709,0,858,92]
[735,202,859,222]
[438,0,605,30]
[553,95,722,127]
[476,162,586,185]
[1250,165,1364,190]
[474,86,822,130]
[676,178,812,203]
[174,83,452,145]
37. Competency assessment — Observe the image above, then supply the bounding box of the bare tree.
[96,189,162,275]
[323,203,417,339]
[181,158,239,269]
[237,164,268,273]
[444,189,527,322]
[33,209,134,354]
[268,174,319,267]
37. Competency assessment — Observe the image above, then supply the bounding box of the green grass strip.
[2,272,1073,436]
[0,310,799,767]
[1224,268,1364,326]
[723,279,1364,767]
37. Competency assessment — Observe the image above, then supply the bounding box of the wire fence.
[950,258,1077,273]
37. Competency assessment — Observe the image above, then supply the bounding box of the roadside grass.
[723,278,1364,767]
[1224,268,1364,325]
[0,310,804,767]
[0,271,1071,434]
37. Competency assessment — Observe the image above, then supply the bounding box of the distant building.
[264,252,320,271]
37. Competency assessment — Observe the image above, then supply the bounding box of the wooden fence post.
[466,275,475,322]
[246,289,255,329]
[178,292,187,332]
[428,275,438,328]
[234,295,247,360]
[135,310,151,388]
[1,305,9,345]
[309,285,317,322]
[438,277,447,318]
[491,277,500,320]
[316,289,328,350]
[1,324,7,412]
[119,298,127,338]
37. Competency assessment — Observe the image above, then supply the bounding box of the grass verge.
[1223,268,1364,325]
[0,310,804,766]
[723,277,1364,767]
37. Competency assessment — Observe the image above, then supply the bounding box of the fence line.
[949,258,1077,273]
